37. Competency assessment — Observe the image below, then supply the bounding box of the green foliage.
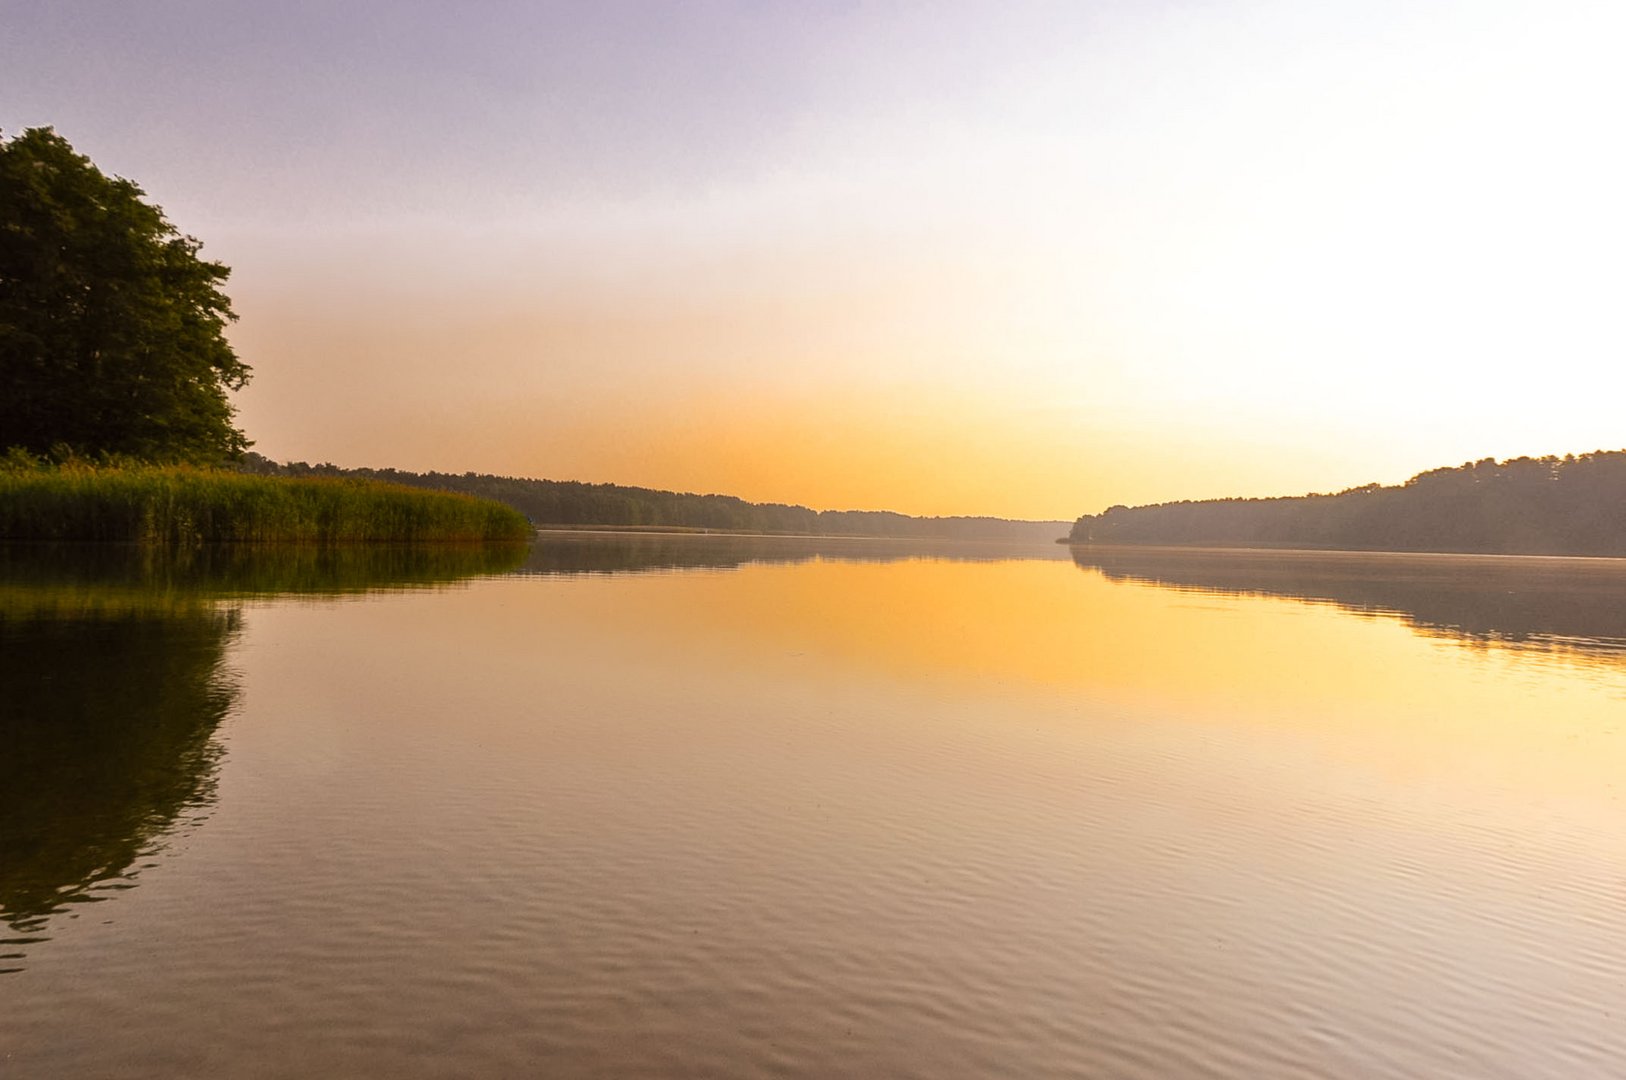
[0,465,534,544]
[240,454,1069,541]
[0,127,250,463]
[1070,451,1626,556]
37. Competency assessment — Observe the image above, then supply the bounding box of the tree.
[0,128,251,463]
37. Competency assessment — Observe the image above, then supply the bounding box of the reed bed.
[0,465,534,544]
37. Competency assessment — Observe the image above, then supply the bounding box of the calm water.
[6,535,1626,1077]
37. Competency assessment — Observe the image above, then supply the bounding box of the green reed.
[0,464,534,544]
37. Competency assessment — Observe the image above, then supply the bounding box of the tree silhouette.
[0,128,251,462]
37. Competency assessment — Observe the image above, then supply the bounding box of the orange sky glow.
[8,1,1626,518]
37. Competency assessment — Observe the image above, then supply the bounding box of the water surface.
[5,538,1626,1077]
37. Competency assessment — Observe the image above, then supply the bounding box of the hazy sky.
[6,1,1624,518]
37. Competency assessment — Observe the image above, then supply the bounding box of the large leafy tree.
[0,128,251,463]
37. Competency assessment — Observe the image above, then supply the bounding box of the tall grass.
[0,464,534,544]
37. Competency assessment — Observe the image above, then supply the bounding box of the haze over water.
[6,536,1626,1078]
[10,2,1626,516]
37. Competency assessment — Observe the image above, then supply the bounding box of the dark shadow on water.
[522,530,1069,576]
[0,541,529,972]
[0,606,238,959]
[1072,545,1626,665]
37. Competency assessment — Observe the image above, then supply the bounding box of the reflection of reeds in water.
[1073,545,1626,663]
[0,541,531,618]
[0,541,530,972]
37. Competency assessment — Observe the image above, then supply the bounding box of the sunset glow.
[8,0,1624,517]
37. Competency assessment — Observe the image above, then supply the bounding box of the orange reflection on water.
[31,541,1614,1078]
[504,551,1626,808]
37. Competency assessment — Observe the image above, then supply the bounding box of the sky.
[5,0,1626,519]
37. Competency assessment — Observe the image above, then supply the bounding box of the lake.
[6,534,1626,1078]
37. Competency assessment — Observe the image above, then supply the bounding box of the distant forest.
[1070,451,1626,556]
[241,455,1067,541]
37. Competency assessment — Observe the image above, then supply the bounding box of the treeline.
[241,455,1068,541]
[1070,451,1626,556]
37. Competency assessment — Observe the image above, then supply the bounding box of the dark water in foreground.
[6,536,1626,1078]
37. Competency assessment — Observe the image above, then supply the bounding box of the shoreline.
[535,526,1069,544]
[1066,541,1626,564]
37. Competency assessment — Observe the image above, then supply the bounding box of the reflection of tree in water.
[1072,546,1626,663]
[0,541,530,974]
[0,605,239,966]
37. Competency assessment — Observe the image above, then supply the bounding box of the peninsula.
[241,455,1069,543]
[1070,451,1626,557]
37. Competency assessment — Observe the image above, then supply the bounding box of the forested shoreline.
[1070,451,1626,556]
[1,129,531,546]
[241,454,1068,541]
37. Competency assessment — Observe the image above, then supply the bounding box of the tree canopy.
[0,127,250,463]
